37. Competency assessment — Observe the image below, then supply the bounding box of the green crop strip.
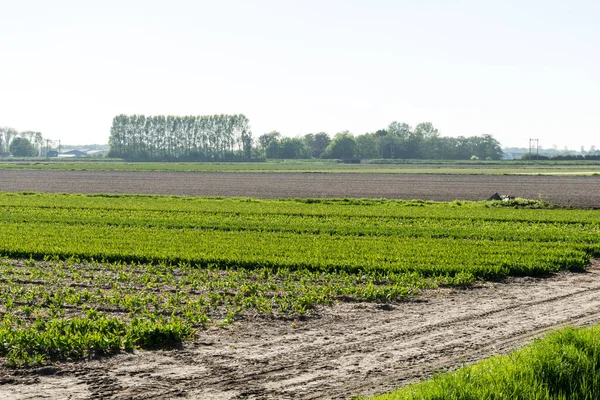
[1,160,600,175]
[0,258,428,366]
[0,193,599,366]
[365,325,600,400]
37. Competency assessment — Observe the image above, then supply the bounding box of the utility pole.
[529,138,539,160]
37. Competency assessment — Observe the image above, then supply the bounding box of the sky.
[1,0,599,149]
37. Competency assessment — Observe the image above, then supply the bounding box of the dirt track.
[1,170,600,207]
[3,264,600,400]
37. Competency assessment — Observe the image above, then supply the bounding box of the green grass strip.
[366,325,600,400]
[2,160,600,175]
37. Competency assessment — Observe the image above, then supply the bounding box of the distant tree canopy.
[9,137,38,157]
[321,132,357,159]
[0,127,43,157]
[107,116,503,161]
[256,122,504,160]
[108,114,253,161]
[304,132,331,158]
[521,153,600,161]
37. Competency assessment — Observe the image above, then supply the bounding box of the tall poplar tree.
[108,114,254,161]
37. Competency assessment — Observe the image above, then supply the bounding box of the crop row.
[3,192,599,221]
[2,206,600,244]
[0,221,593,278]
[0,258,427,366]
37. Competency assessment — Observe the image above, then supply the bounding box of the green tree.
[279,137,309,159]
[258,131,281,158]
[19,131,43,154]
[377,134,401,158]
[387,122,411,139]
[423,136,457,159]
[322,132,356,159]
[413,122,439,139]
[384,122,412,158]
[472,134,504,160]
[108,114,253,161]
[303,132,331,158]
[454,136,473,159]
[355,133,379,159]
[9,137,37,157]
[405,122,438,158]
[0,127,18,155]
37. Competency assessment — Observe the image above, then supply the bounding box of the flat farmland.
[1,178,600,399]
[1,169,600,207]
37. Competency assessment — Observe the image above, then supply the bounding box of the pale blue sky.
[1,0,598,149]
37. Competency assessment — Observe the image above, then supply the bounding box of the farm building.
[58,150,89,158]
[57,149,109,158]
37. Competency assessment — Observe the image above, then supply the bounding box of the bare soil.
[1,170,600,207]
[3,263,600,400]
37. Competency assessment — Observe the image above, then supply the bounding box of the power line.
[529,138,539,160]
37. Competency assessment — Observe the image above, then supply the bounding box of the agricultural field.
[2,159,600,175]
[2,170,600,207]
[1,192,600,398]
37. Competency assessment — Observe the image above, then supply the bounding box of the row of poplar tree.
[108,114,253,161]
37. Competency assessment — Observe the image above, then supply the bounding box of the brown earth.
[0,170,600,207]
[3,263,600,400]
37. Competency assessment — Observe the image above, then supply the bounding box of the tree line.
[108,114,252,161]
[108,116,503,161]
[257,122,504,160]
[521,153,600,161]
[3,117,505,161]
[0,127,44,157]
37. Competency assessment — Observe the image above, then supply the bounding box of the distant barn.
[58,150,89,158]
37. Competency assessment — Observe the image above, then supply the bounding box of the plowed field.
[1,170,600,207]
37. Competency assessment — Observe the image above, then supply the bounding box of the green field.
[1,159,600,175]
[0,193,599,367]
